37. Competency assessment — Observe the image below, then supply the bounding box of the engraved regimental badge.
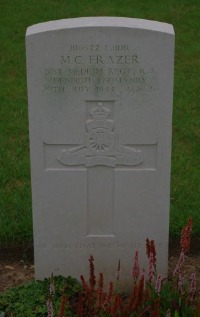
[58,102,143,167]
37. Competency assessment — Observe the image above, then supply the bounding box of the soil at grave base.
[0,239,199,297]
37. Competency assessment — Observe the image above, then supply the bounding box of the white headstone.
[26,17,174,287]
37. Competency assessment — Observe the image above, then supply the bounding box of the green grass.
[0,0,200,244]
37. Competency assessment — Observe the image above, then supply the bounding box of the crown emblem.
[90,102,110,120]
[86,102,114,132]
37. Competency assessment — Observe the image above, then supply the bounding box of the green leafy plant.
[0,276,81,317]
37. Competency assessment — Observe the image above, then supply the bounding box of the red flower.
[132,250,140,280]
[49,272,55,296]
[58,294,67,317]
[148,252,154,282]
[96,272,104,309]
[180,217,192,253]
[111,293,122,315]
[80,275,89,292]
[128,283,138,310]
[146,239,156,265]
[150,298,160,317]
[103,281,113,312]
[77,294,83,317]
[155,273,162,294]
[150,240,156,265]
[189,272,197,301]
[137,274,145,307]
[89,255,96,291]
[116,259,121,281]
[47,298,53,317]
[146,238,151,258]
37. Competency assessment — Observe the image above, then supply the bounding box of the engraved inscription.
[42,42,159,95]
[58,101,144,167]
[61,54,139,64]
[36,241,168,250]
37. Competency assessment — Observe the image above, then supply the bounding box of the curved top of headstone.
[26,17,174,36]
